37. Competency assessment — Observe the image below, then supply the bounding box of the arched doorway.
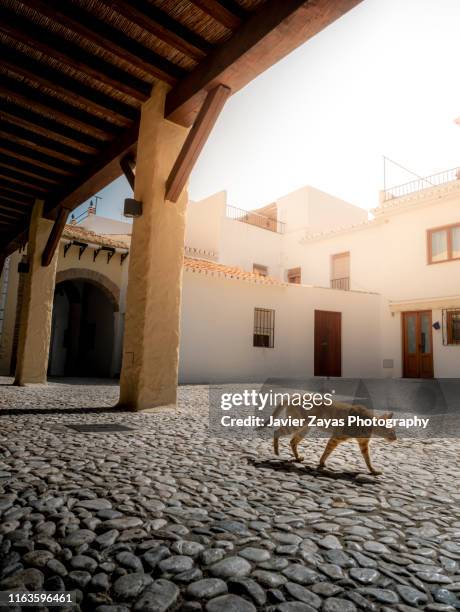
[49,271,119,377]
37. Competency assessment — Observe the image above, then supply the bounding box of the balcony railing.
[331,277,350,291]
[383,166,460,201]
[226,205,285,234]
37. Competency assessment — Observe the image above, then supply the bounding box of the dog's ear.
[382,412,394,420]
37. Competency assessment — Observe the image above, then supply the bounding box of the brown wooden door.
[402,311,434,378]
[314,310,342,376]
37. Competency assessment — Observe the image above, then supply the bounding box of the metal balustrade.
[384,167,460,201]
[331,277,350,291]
[226,205,285,234]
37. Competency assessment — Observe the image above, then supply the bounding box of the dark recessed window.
[253,264,268,277]
[253,308,275,348]
[287,267,301,284]
[445,309,460,345]
[331,252,350,291]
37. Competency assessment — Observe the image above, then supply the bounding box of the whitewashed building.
[0,169,459,383]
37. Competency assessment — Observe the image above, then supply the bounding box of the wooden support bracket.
[165,84,231,203]
[74,241,88,260]
[120,154,136,191]
[41,206,69,266]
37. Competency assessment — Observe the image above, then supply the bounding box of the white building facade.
[0,172,459,383]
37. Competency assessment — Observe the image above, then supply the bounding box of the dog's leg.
[289,427,309,462]
[358,438,381,475]
[318,436,345,469]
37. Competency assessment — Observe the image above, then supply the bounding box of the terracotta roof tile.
[62,225,130,249]
[183,257,285,286]
[62,225,284,286]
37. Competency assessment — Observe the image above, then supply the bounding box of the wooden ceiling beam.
[0,6,151,101]
[41,206,69,267]
[16,0,185,87]
[0,75,122,137]
[166,84,230,202]
[0,206,24,220]
[0,187,35,207]
[0,176,45,198]
[0,200,27,218]
[189,0,243,30]
[1,52,138,126]
[2,228,28,259]
[0,144,75,177]
[0,134,84,174]
[103,0,211,60]
[0,198,33,214]
[0,122,91,165]
[0,135,83,168]
[1,101,106,151]
[0,214,19,225]
[166,0,362,126]
[0,170,49,194]
[0,154,65,184]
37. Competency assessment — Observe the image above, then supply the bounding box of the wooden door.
[402,311,434,378]
[314,310,342,376]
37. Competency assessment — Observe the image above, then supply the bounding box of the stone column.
[14,200,59,385]
[111,253,129,378]
[119,83,189,410]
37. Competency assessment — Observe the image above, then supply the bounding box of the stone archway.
[55,268,120,312]
[49,269,121,377]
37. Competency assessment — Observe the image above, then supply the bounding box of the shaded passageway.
[49,279,115,377]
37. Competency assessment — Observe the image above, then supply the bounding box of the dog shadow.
[246,457,371,483]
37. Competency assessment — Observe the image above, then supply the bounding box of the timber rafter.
[0,0,363,258]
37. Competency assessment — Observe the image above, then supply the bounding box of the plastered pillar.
[14,200,59,385]
[119,83,189,410]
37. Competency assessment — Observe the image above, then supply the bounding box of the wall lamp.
[123,198,142,218]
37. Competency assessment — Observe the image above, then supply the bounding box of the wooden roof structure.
[0,0,362,258]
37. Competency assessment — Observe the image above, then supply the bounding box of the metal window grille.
[253,308,275,348]
[442,308,460,345]
[0,257,11,346]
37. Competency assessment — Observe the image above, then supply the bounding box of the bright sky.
[83,0,460,221]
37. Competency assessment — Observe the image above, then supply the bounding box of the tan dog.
[271,401,396,475]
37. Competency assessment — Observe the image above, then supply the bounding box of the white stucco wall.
[2,179,459,382]
[185,192,226,256]
[179,272,382,384]
[288,183,460,378]
[80,215,132,235]
[276,186,368,233]
[219,218,283,278]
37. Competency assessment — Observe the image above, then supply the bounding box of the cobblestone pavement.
[0,379,459,612]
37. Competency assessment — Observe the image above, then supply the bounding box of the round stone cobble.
[0,380,459,611]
